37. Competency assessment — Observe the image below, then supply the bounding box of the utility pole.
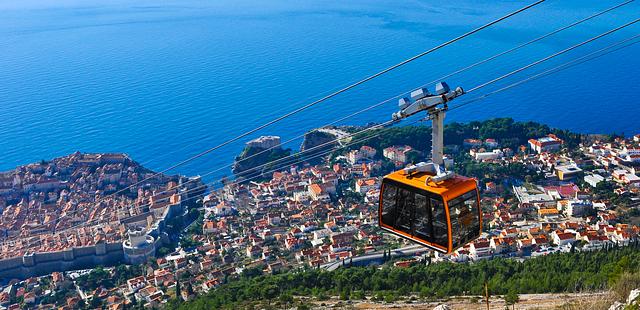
[484,281,490,310]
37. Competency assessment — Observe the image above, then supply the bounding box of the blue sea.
[1,0,639,180]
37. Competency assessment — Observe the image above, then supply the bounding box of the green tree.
[278,293,293,307]
[384,292,396,303]
[505,289,519,310]
[169,247,640,309]
[339,288,350,300]
[175,280,182,303]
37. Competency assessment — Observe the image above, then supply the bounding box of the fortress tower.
[123,227,156,264]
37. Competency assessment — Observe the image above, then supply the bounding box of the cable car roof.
[384,170,477,200]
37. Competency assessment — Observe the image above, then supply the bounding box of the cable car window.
[431,197,448,247]
[395,188,414,235]
[413,193,431,240]
[381,183,398,227]
[448,190,480,249]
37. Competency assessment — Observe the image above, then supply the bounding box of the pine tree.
[505,289,519,310]
[175,280,182,303]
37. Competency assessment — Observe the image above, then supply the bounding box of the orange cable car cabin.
[378,168,482,254]
[378,82,482,254]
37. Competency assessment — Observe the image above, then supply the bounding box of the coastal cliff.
[232,145,291,177]
[300,129,339,153]
[232,129,346,177]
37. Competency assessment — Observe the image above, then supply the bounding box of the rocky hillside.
[300,129,340,152]
[232,145,291,176]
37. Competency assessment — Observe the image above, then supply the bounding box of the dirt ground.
[311,292,615,310]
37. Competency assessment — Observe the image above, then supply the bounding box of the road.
[316,128,352,145]
[321,245,427,271]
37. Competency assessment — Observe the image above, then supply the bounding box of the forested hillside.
[349,117,585,154]
[169,246,640,309]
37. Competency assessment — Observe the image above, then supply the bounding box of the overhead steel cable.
[174,0,640,189]
[135,3,635,212]
[188,0,632,185]
[12,34,640,249]
[173,33,640,203]
[136,0,630,171]
[423,0,635,87]
[19,27,640,245]
[467,18,640,93]
[103,0,546,199]
[222,19,640,189]
[98,1,632,207]
[26,6,640,249]
[14,120,410,249]
[449,34,640,112]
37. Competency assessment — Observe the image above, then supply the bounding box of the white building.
[473,149,503,161]
[556,164,583,181]
[613,169,640,186]
[246,136,281,149]
[581,235,610,252]
[208,201,234,217]
[347,146,377,164]
[551,231,575,246]
[619,147,640,163]
[513,185,554,205]
[383,145,413,163]
[355,178,377,194]
[292,191,310,202]
[469,241,492,261]
[564,200,592,217]
[528,135,563,153]
[313,228,332,240]
[584,174,605,187]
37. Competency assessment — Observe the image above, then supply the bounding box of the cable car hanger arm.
[392,82,464,121]
[391,81,465,181]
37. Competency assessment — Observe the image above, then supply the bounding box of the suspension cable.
[12,32,638,249]
[20,6,640,249]
[449,34,640,112]
[103,0,547,199]
[9,7,640,254]
[424,0,635,88]
[14,29,640,248]
[172,1,632,186]
[160,33,640,215]
[467,18,640,93]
